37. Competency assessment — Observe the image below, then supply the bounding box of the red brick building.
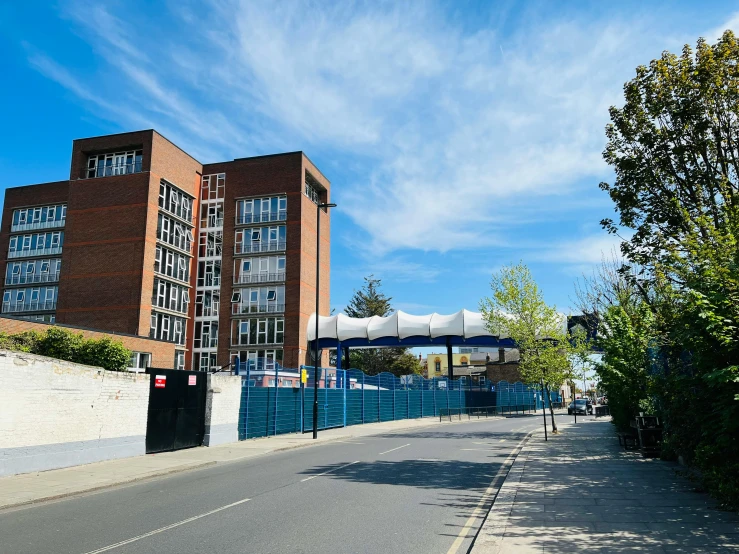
[0,130,332,371]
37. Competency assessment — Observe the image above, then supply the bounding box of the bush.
[0,327,132,372]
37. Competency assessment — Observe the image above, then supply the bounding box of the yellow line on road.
[445,433,530,554]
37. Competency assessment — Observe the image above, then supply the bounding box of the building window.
[150,312,187,345]
[86,150,143,178]
[129,352,151,372]
[195,290,220,317]
[159,180,193,222]
[201,174,225,200]
[232,286,285,315]
[236,196,287,225]
[235,226,286,255]
[174,350,185,371]
[157,214,193,252]
[434,358,441,373]
[8,232,64,257]
[461,357,468,366]
[12,205,67,231]
[305,172,323,204]
[231,317,285,346]
[196,260,221,287]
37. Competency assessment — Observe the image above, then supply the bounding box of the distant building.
[425,352,474,379]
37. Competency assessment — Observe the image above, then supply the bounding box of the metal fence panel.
[234,362,546,441]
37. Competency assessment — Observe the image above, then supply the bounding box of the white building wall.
[0,350,149,476]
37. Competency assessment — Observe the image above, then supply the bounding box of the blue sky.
[2,0,738,328]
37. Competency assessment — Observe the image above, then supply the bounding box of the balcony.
[11,220,65,233]
[2,300,57,313]
[231,303,285,315]
[5,272,61,286]
[236,211,287,225]
[81,161,143,179]
[8,247,63,259]
[234,272,286,285]
[234,241,286,255]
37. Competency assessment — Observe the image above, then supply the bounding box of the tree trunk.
[544,383,558,433]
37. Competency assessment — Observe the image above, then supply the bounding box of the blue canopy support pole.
[343,347,350,369]
[336,340,342,370]
[446,340,454,381]
[343,370,347,427]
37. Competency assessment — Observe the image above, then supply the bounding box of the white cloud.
[28,2,739,261]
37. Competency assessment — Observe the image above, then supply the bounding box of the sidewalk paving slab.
[471,417,739,554]
[0,415,502,511]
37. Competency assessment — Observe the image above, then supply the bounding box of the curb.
[468,429,535,553]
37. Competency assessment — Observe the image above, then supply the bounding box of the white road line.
[378,443,411,455]
[445,433,531,554]
[499,439,506,442]
[461,448,492,451]
[80,497,251,554]
[300,460,360,482]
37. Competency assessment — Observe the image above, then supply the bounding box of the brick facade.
[0,316,175,368]
[0,129,331,372]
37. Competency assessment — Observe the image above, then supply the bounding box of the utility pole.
[312,201,336,439]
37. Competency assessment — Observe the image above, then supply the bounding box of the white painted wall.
[204,374,241,446]
[0,350,150,476]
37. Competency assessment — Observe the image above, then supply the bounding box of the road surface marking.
[417,458,440,461]
[499,439,506,442]
[445,433,531,554]
[333,441,365,444]
[461,448,492,451]
[81,497,251,554]
[301,460,360,482]
[379,443,411,455]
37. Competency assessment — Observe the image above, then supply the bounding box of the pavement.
[0,414,541,554]
[471,416,739,554]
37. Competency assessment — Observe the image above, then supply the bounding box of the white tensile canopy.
[307,309,500,342]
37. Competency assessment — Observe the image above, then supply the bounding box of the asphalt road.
[0,415,563,554]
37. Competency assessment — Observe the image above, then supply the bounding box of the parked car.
[568,399,589,415]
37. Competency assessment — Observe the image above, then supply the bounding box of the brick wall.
[203,374,242,446]
[485,363,524,383]
[0,350,150,477]
[0,316,175,368]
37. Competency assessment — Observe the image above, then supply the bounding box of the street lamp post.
[313,201,337,440]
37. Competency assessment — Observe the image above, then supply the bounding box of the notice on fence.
[155,375,167,389]
[188,375,197,386]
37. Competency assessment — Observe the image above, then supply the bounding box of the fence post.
[407,383,410,420]
[300,372,304,433]
[446,380,450,417]
[343,370,347,428]
[377,376,381,422]
[362,372,365,424]
[432,378,437,416]
[392,376,396,421]
[245,358,251,439]
[273,362,279,435]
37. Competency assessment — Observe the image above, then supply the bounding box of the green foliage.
[345,275,392,318]
[598,30,739,508]
[0,327,132,372]
[594,303,655,431]
[480,262,573,431]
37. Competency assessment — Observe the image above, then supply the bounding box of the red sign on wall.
[155,375,167,388]
[188,375,197,386]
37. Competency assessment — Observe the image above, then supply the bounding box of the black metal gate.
[145,368,207,454]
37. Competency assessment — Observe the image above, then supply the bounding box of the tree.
[480,263,571,432]
[344,275,413,377]
[599,31,739,508]
[345,275,392,318]
[0,327,132,372]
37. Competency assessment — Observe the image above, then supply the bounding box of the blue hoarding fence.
[235,358,558,440]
